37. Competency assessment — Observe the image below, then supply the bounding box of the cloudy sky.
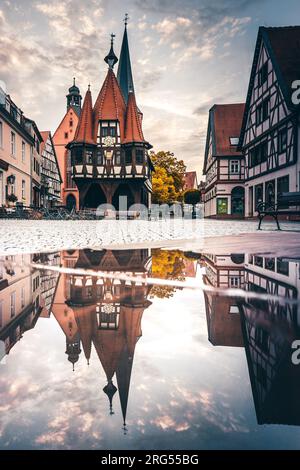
[1,0,300,177]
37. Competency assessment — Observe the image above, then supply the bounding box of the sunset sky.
[1,0,300,177]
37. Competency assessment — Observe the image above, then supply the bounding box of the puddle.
[0,248,300,449]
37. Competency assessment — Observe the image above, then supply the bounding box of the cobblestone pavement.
[0,218,299,254]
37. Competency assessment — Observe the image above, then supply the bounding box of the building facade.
[0,254,42,357]
[53,79,81,210]
[40,131,62,207]
[201,252,244,346]
[239,27,300,217]
[202,104,245,218]
[0,87,42,208]
[68,27,153,210]
[183,171,198,190]
[24,118,43,207]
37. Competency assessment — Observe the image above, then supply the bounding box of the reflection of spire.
[65,332,81,370]
[116,343,133,433]
[103,380,117,415]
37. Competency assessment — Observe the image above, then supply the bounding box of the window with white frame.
[230,160,240,174]
[11,131,16,156]
[229,276,240,288]
[21,287,25,309]
[10,292,16,318]
[22,141,25,162]
[22,180,25,199]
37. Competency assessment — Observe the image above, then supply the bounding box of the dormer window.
[229,137,239,146]
[98,121,118,142]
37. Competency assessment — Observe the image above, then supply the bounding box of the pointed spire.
[103,380,118,415]
[104,33,118,69]
[73,86,94,144]
[124,90,145,143]
[117,19,134,104]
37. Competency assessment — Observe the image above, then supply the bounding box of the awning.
[0,159,8,171]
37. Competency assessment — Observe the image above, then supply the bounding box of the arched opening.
[83,184,106,209]
[231,186,245,216]
[66,194,76,211]
[112,184,134,211]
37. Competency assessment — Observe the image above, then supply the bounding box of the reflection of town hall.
[50,248,152,427]
[203,27,300,219]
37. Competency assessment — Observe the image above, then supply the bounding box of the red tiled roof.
[74,88,94,145]
[123,91,145,143]
[212,103,245,156]
[93,68,126,141]
[40,130,50,154]
[183,171,198,190]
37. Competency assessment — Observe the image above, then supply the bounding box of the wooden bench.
[257,192,300,230]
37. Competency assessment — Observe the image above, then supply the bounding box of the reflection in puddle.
[0,249,300,449]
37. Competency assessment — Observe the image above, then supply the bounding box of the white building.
[239,26,300,217]
[202,104,245,218]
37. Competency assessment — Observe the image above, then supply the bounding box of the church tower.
[67,24,153,210]
[66,78,82,115]
[53,78,82,210]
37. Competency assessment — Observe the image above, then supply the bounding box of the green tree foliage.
[151,167,178,204]
[183,189,201,206]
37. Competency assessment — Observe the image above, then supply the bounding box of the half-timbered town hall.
[68,23,153,210]
[239,26,300,217]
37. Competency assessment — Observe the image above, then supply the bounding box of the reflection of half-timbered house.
[239,27,300,217]
[0,255,43,357]
[52,248,152,428]
[240,254,300,424]
[202,253,244,346]
[202,104,245,218]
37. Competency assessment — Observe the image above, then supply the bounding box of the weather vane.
[110,33,116,45]
[124,13,129,26]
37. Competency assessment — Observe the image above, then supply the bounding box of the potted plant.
[6,193,18,208]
